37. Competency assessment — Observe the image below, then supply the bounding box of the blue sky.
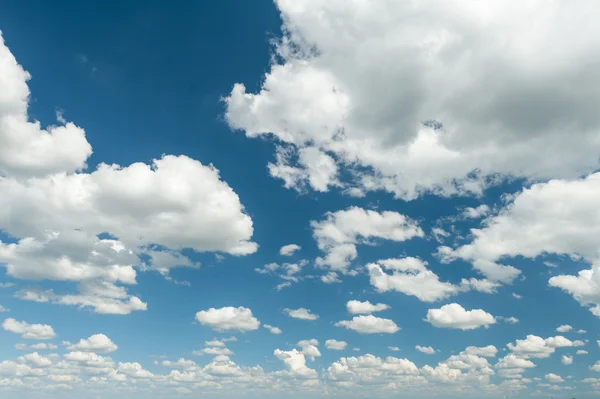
[0,1,600,398]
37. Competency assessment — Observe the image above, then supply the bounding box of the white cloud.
[462,205,490,219]
[15,343,57,351]
[561,355,573,365]
[0,33,92,179]
[320,271,341,284]
[279,244,301,256]
[327,354,420,385]
[591,361,600,372]
[195,307,260,332]
[2,318,56,340]
[296,339,321,360]
[556,325,573,333]
[388,346,400,352]
[416,346,436,355]
[17,352,52,368]
[426,303,496,330]
[464,345,498,358]
[263,324,282,335]
[460,278,501,294]
[445,174,600,300]
[507,335,581,359]
[546,373,564,383]
[335,315,400,334]
[311,207,423,271]
[325,340,347,350]
[512,293,523,300]
[66,334,118,353]
[502,317,519,324]
[225,1,600,201]
[193,347,233,356]
[367,257,459,302]
[284,308,318,320]
[273,349,317,379]
[0,305,8,313]
[346,300,389,315]
[576,350,588,355]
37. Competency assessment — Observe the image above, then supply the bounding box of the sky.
[0,0,600,398]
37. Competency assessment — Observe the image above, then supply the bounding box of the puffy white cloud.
[346,300,389,315]
[462,205,490,220]
[0,32,92,179]
[460,278,502,294]
[576,350,588,355]
[388,346,400,352]
[2,318,55,340]
[274,349,317,379]
[335,315,400,334]
[296,339,321,360]
[445,174,600,297]
[263,324,282,335]
[320,271,341,284]
[496,354,536,370]
[416,346,436,355]
[279,244,301,256]
[327,354,420,385]
[556,325,573,333]
[464,345,498,358]
[506,335,581,359]
[225,1,600,201]
[325,340,347,351]
[66,334,118,353]
[501,317,519,324]
[545,373,564,383]
[17,352,52,368]
[425,303,496,330]
[561,355,573,365]
[193,346,234,357]
[367,257,459,302]
[63,351,115,369]
[591,361,600,372]
[284,308,318,321]
[311,207,423,271]
[195,307,260,332]
[161,358,197,370]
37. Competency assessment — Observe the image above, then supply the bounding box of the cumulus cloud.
[66,334,118,353]
[416,346,436,355]
[444,174,600,305]
[311,207,423,271]
[296,339,321,360]
[2,318,56,340]
[273,349,317,379]
[507,335,582,359]
[279,244,301,256]
[545,373,564,383]
[346,300,389,315]
[561,355,573,365]
[325,340,347,351]
[464,345,498,358]
[425,303,496,330]
[195,307,260,332]
[263,324,282,335]
[225,1,600,201]
[284,308,318,321]
[556,325,573,333]
[367,257,459,302]
[335,315,400,334]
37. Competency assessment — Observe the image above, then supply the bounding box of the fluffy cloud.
[346,300,389,315]
[325,340,347,351]
[66,334,118,353]
[416,346,436,355]
[311,207,423,271]
[561,355,573,365]
[0,33,92,179]
[195,307,260,332]
[507,335,582,359]
[284,308,318,321]
[335,315,400,334]
[464,345,498,358]
[556,325,573,333]
[279,244,301,256]
[273,349,317,379]
[545,373,564,383]
[367,257,459,302]
[327,354,420,385]
[0,32,258,316]
[263,324,282,335]
[225,1,600,201]
[296,339,321,360]
[425,303,496,330]
[444,174,600,301]
[2,318,56,340]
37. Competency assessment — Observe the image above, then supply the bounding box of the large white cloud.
[225,0,600,200]
[0,31,258,314]
[0,33,92,179]
[2,318,56,340]
[506,335,582,359]
[311,207,423,271]
[442,173,600,314]
[335,315,400,334]
[367,257,459,302]
[195,307,260,332]
[66,334,118,354]
[425,304,496,330]
[346,300,389,315]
